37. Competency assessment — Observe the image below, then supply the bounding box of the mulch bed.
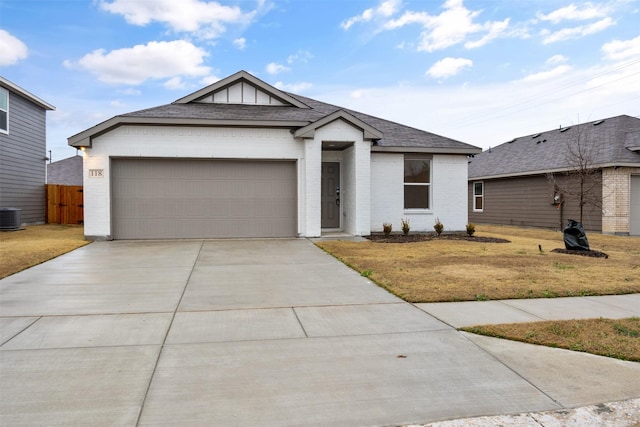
[551,248,609,258]
[365,233,511,244]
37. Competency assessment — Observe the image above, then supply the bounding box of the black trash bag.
[563,219,590,251]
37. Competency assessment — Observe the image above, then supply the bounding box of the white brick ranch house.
[68,71,480,240]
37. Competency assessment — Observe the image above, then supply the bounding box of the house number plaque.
[89,169,104,178]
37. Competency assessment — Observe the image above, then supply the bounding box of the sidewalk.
[411,294,640,427]
[416,293,640,328]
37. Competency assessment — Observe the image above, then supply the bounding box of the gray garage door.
[111,159,297,239]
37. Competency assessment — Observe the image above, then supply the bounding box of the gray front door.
[321,162,340,228]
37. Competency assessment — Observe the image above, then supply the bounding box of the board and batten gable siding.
[0,89,47,224]
[468,173,602,232]
[82,125,305,239]
[370,153,469,232]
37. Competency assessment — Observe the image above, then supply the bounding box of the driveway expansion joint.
[134,240,205,427]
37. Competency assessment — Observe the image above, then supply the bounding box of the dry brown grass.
[0,224,89,279]
[316,225,640,302]
[461,317,640,362]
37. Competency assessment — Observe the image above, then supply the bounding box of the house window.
[404,155,431,209]
[0,88,8,133]
[473,181,484,212]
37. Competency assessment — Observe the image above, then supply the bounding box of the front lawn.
[315,225,640,302]
[0,224,89,279]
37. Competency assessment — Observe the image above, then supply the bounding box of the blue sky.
[2,0,639,161]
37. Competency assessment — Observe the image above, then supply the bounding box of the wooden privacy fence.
[46,184,84,225]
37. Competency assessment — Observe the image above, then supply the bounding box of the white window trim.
[0,87,8,134]
[473,181,484,212]
[403,156,432,211]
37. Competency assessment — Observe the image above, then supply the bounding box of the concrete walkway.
[0,239,638,426]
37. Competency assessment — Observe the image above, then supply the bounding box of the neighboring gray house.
[47,155,83,186]
[69,70,480,240]
[0,76,55,224]
[468,115,640,235]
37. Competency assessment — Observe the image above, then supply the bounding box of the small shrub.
[401,218,410,235]
[434,218,444,236]
[466,223,475,237]
[383,222,392,237]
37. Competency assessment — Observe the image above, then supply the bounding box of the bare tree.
[547,125,602,224]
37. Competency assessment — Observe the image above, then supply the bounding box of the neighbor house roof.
[68,70,480,155]
[0,76,55,111]
[468,115,640,180]
[47,155,83,185]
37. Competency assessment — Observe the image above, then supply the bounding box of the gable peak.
[172,70,309,109]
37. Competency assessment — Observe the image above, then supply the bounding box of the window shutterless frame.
[404,154,432,210]
[0,87,8,134]
[473,181,484,212]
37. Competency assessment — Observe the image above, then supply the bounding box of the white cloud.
[200,75,221,86]
[426,57,473,79]
[341,0,402,30]
[164,76,187,90]
[0,30,28,66]
[273,81,313,92]
[519,65,573,82]
[602,35,640,61]
[383,0,514,52]
[287,50,313,64]
[266,62,290,75]
[99,0,257,39]
[233,37,246,50]
[547,54,568,65]
[542,17,615,44]
[537,3,610,23]
[70,40,210,85]
[464,18,510,49]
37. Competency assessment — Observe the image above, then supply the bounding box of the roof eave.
[294,110,383,140]
[68,116,310,148]
[469,162,640,180]
[373,146,482,155]
[0,76,55,111]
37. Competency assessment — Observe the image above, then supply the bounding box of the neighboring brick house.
[47,155,83,186]
[0,76,55,224]
[468,115,640,235]
[69,70,480,240]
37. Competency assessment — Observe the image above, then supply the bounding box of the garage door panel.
[112,159,297,239]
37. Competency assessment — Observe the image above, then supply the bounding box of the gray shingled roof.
[121,91,479,153]
[47,155,83,185]
[468,115,640,179]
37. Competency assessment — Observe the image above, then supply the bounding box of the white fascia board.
[372,146,482,155]
[0,76,55,110]
[294,110,383,140]
[68,116,308,147]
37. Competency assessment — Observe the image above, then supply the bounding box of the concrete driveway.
[1,239,638,426]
